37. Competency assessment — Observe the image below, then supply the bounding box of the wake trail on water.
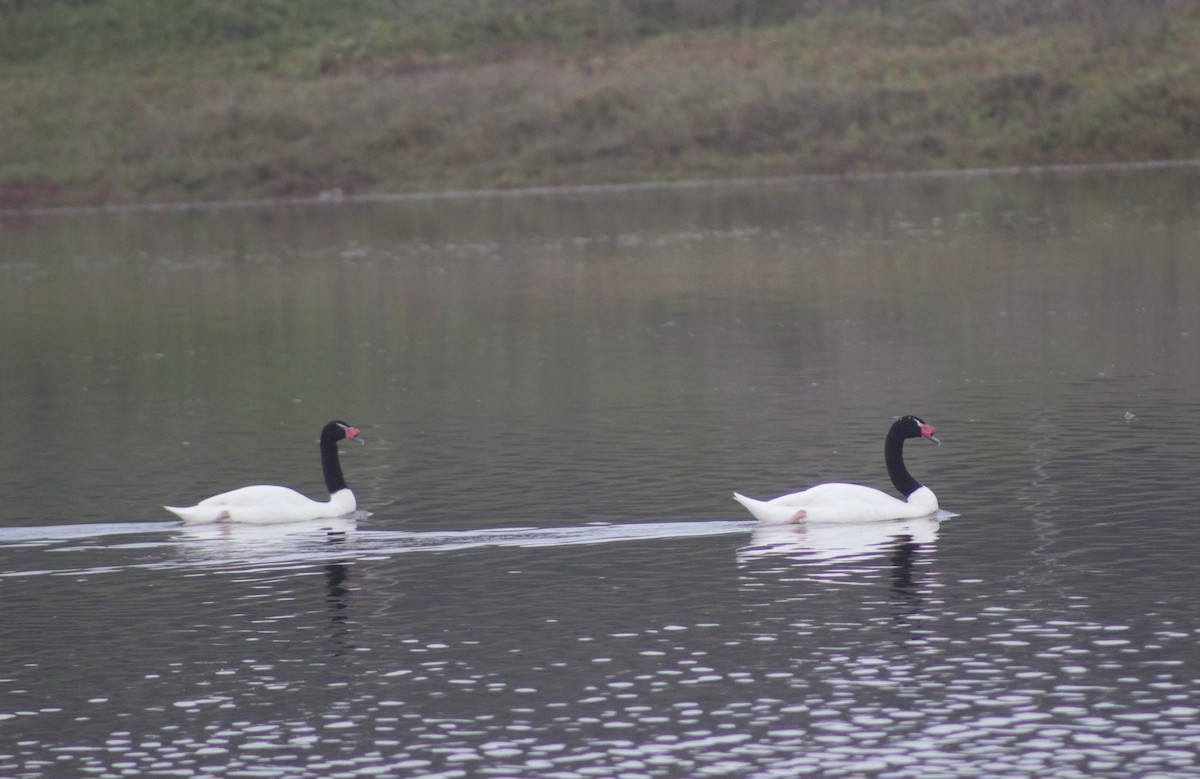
[0,517,755,577]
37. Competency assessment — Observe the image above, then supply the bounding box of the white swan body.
[734,415,940,525]
[165,485,356,525]
[165,420,363,525]
[733,484,938,524]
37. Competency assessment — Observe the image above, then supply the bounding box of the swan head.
[899,415,939,445]
[324,420,365,445]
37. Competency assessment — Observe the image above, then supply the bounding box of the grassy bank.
[2,0,1199,208]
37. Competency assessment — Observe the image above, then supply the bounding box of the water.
[1,166,1199,777]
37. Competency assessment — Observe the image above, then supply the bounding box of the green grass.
[2,0,1198,208]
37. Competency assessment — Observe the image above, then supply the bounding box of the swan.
[733,415,939,524]
[165,420,364,525]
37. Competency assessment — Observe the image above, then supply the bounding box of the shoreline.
[5,158,1197,220]
[4,2,1199,213]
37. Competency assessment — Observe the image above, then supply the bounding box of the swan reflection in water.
[323,561,357,657]
[173,515,358,543]
[174,516,360,656]
[737,515,944,614]
[740,515,939,562]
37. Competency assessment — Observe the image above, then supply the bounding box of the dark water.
[1,167,1199,777]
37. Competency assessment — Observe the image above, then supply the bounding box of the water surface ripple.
[1,509,1199,778]
[2,167,1199,777]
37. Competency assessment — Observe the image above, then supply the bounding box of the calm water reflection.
[1,166,1199,777]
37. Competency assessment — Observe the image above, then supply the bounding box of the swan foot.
[757,508,806,526]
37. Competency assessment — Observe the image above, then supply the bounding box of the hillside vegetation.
[2,0,1198,208]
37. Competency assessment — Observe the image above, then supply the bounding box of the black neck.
[885,425,921,498]
[320,431,349,494]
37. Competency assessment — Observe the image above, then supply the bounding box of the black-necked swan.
[165,420,364,525]
[733,415,940,524]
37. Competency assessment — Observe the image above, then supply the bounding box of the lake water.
[2,166,1199,777]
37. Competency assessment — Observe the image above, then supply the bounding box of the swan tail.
[732,492,806,525]
[164,505,230,525]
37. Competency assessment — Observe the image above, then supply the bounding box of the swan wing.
[764,483,892,507]
[196,485,314,508]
